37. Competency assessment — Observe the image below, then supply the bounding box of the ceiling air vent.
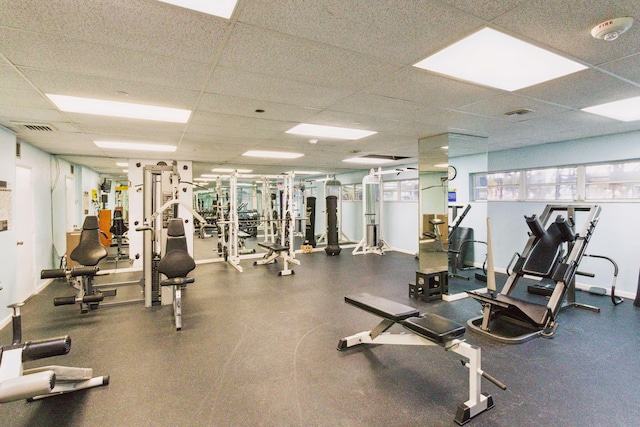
[504,108,533,117]
[11,121,56,132]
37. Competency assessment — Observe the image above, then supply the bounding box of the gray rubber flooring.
[1,251,639,426]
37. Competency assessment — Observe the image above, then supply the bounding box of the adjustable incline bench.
[0,297,109,403]
[254,241,300,276]
[338,293,505,425]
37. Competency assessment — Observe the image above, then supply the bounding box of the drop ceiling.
[1,0,639,180]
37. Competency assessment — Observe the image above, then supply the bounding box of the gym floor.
[1,250,639,426]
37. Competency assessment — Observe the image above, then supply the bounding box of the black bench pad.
[160,277,195,287]
[467,291,550,326]
[258,242,289,251]
[345,293,419,322]
[402,314,465,344]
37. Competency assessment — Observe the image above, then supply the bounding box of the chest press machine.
[338,293,505,425]
[0,289,109,403]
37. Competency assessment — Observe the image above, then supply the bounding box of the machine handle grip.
[22,336,71,362]
[54,296,76,306]
[82,294,104,303]
[481,370,507,390]
[71,266,100,277]
[41,269,66,279]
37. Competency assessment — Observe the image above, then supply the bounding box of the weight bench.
[338,293,504,425]
[0,302,109,403]
[254,241,300,276]
[157,218,196,331]
[238,230,256,255]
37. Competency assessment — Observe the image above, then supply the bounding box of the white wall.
[488,131,640,296]
[0,127,17,322]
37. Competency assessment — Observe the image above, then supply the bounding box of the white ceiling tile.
[368,67,502,110]
[0,28,211,91]
[237,0,484,64]
[438,0,525,21]
[516,68,640,109]
[207,66,345,108]
[0,0,230,63]
[219,23,402,90]
[20,68,201,109]
[197,92,319,123]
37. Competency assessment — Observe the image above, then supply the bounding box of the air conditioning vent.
[504,108,534,117]
[361,154,411,160]
[11,121,57,132]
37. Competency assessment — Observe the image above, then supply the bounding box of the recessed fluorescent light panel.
[46,94,191,123]
[343,157,393,165]
[211,168,253,173]
[156,0,238,19]
[116,162,128,167]
[413,28,587,91]
[243,150,303,159]
[582,96,640,122]
[294,171,323,175]
[286,124,377,140]
[94,141,176,152]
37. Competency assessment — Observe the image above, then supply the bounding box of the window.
[400,180,419,201]
[585,161,640,200]
[383,181,398,201]
[473,173,487,201]
[486,171,520,201]
[342,185,355,201]
[470,159,640,203]
[525,167,577,200]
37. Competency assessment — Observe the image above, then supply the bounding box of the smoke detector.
[591,17,634,41]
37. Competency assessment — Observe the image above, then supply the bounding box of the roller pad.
[402,314,465,344]
[22,336,71,362]
[344,293,419,322]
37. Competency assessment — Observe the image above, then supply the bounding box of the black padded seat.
[109,210,128,236]
[402,314,466,344]
[521,223,564,277]
[158,219,195,283]
[344,293,419,322]
[258,242,289,252]
[468,291,550,327]
[70,216,108,267]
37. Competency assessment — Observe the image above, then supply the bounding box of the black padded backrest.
[158,219,195,279]
[449,227,474,268]
[521,222,564,277]
[110,210,128,236]
[70,216,108,266]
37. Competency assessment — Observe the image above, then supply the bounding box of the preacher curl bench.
[338,293,505,425]
[0,298,109,403]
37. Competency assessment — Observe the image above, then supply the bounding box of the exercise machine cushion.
[109,210,128,236]
[521,223,564,277]
[157,219,195,280]
[468,292,550,327]
[402,314,465,344]
[344,293,419,322]
[70,216,108,267]
[258,242,289,252]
